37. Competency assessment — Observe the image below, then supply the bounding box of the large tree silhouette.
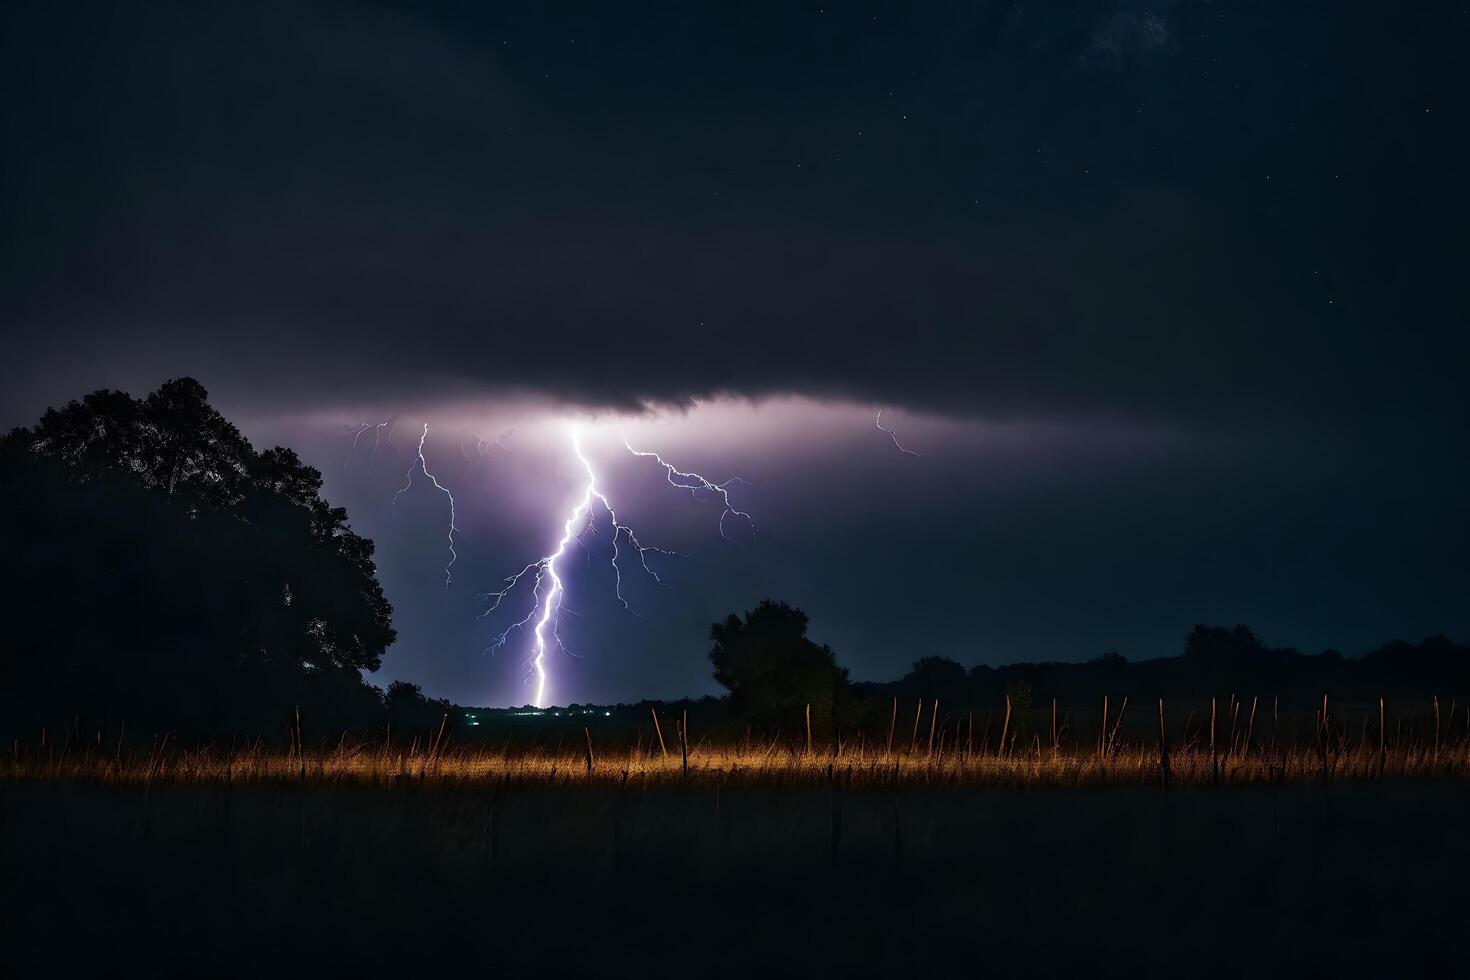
[0,379,394,734]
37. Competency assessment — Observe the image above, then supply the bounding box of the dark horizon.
[459,626,1470,713]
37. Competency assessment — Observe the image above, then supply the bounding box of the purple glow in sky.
[203,394,1460,708]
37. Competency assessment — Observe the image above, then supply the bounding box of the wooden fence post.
[927,699,939,757]
[432,713,448,760]
[680,709,689,776]
[1433,695,1441,762]
[887,697,897,755]
[651,708,667,758]
[1318,694,1330,783]
[1244,696,1258,756]
[1051,698,1058,756]
[1378,696,1386,775]
[1107,697,1128,757]
[1227,694,1238,757]
[1158,699,1170,788]
[999,696,1012,759]
[1209,697,1218,785]
[295,705,307,781]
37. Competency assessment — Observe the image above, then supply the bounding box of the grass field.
[8,737,1470,789]
[8,694,1468,789]
[6,699,1468,977]
[4,766,1466,977]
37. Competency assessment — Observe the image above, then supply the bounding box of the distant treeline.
[455,615,1470,747]
[856,626,1470,711]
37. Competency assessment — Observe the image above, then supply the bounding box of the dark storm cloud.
[4,1,1464,438]
[5,192,1304,424]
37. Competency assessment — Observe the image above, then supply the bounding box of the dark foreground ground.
[3,778,1465,978]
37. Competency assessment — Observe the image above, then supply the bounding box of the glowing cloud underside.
[482,427,752,708]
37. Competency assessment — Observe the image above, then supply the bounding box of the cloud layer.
[4,2,1463,437]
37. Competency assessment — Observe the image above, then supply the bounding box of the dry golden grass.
[7,729,1468,790]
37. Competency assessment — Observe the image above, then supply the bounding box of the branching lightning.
[481,426,751,707]
[344,417,397,468]
[345,422,373,468]
[459,427,514,470]
[368,417,398,465]
[876,409,921,456]
[623,440,756,540]
[394,423,459,588]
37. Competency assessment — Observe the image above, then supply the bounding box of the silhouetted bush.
[709,600,852,738]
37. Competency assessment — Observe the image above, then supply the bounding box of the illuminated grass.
[7,734,1468,789]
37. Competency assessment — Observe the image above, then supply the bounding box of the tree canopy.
[708,600,850,735]
[0,378,395,734]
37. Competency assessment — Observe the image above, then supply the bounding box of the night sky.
[3,2,1467,706]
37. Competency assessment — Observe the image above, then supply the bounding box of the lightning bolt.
[458,426,513,470]
[368,417,398,465]
[393,423,458,588]
[343,417,397,468]
[876,409,921,456]
[481,426,750,707]
[344,421,373,468]
[623,440,756,540]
